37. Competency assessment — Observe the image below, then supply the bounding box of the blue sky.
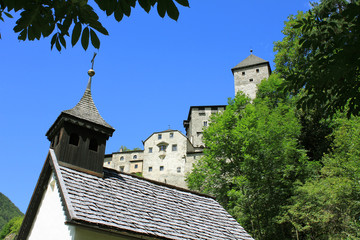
[0,1,310,213]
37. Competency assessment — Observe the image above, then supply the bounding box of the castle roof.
[18,149,254,240]
[231,53,270,72]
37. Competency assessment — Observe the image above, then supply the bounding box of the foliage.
[275,0,360,117]
[187,75,309,239]
[0,216,23,240]
[0,0,189,51]
[280,114,360,239]
[118,146,142,152]
[0,193,23,231]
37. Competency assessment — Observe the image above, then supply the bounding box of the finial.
[250,49,253,54]
[88,53,97,77]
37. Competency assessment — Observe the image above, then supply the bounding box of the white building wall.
[187,107,225,148]
[142,131,189,188]
[74,226,133,240]
[27,173,75,240]
[233,63,270,99]
[105,151,143,173]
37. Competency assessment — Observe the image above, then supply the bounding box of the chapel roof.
[63,78,113,130]
[18,149,254,240]
[46,75,114,139]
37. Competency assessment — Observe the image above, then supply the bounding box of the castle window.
[158,134,162,140]
[172,144,177,151]
[119,166,124,172]
[249,78,253,82]
[242,72,245,75]
[256,69,259,73]
[120,156,124,161]
[203,121,208,127]
[177,167,181,173]
[89,138,98,152]
[134,164,138,169]
[149,147,153,153]
[69,133,79,146]
[199,112,206,116]
[159,145,167,152]
[133,155,137,159]
[160,166,164,171]
[149,167,152,172]
[170,133,174,138]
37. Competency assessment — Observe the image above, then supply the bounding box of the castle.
[104,52,271,188]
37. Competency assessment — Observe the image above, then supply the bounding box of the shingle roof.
[63,78,113,130]
[46,77,114,139]
[232,54,269,71]
[50,150,254,240]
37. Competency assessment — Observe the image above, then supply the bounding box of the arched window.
[69,133,79,146]
[89,138,98,152]
[133,155,137,159]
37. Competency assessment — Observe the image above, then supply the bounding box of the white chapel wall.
[27,173,75,240]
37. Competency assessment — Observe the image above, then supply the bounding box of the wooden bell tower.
[46,55,115,177]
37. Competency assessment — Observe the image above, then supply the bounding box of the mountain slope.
[0,193,23,230]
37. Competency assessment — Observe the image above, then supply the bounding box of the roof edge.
[103,167,216,200]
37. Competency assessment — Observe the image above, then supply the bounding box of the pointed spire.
[63,66,113,131]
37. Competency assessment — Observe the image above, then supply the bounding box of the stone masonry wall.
[233,63,270,99]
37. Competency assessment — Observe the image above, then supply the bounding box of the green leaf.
[90,29,100,49]
[119,0,131,16]
[71,22,82,46]
[165,0,179,20]
[51,33,57,49]
[18,29,27,40]
[81,27,89,50]
[91,21,109,35]
[4,12,13,18]
[56,38,61,51]
[139,0,151,12]
[157,0,166,18]
[175,0,189,7]
[59,34,66,48]
[114,5,124,22]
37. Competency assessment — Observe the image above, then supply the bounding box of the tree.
[0,216,23,240]
[0,193,23,231]
[187,75,309,239]
[275,0,360,117]
[0,0,189,51]
[280,114,360,239]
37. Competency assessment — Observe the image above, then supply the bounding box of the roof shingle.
[53,152,253,240]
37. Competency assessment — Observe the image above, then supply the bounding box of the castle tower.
[231,50,271,99]
[46,66,115,177]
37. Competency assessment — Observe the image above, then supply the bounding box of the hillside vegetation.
[0,193,23,231]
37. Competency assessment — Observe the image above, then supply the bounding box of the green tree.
[275,0,360,117]
[0,0,189,51]
[280,114,360,239]
[274,10,335,163]
[187,75,309,239]
[0,193,23,231]
[0,216,23,240]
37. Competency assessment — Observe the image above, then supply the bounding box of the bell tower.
[46,55,115,177]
